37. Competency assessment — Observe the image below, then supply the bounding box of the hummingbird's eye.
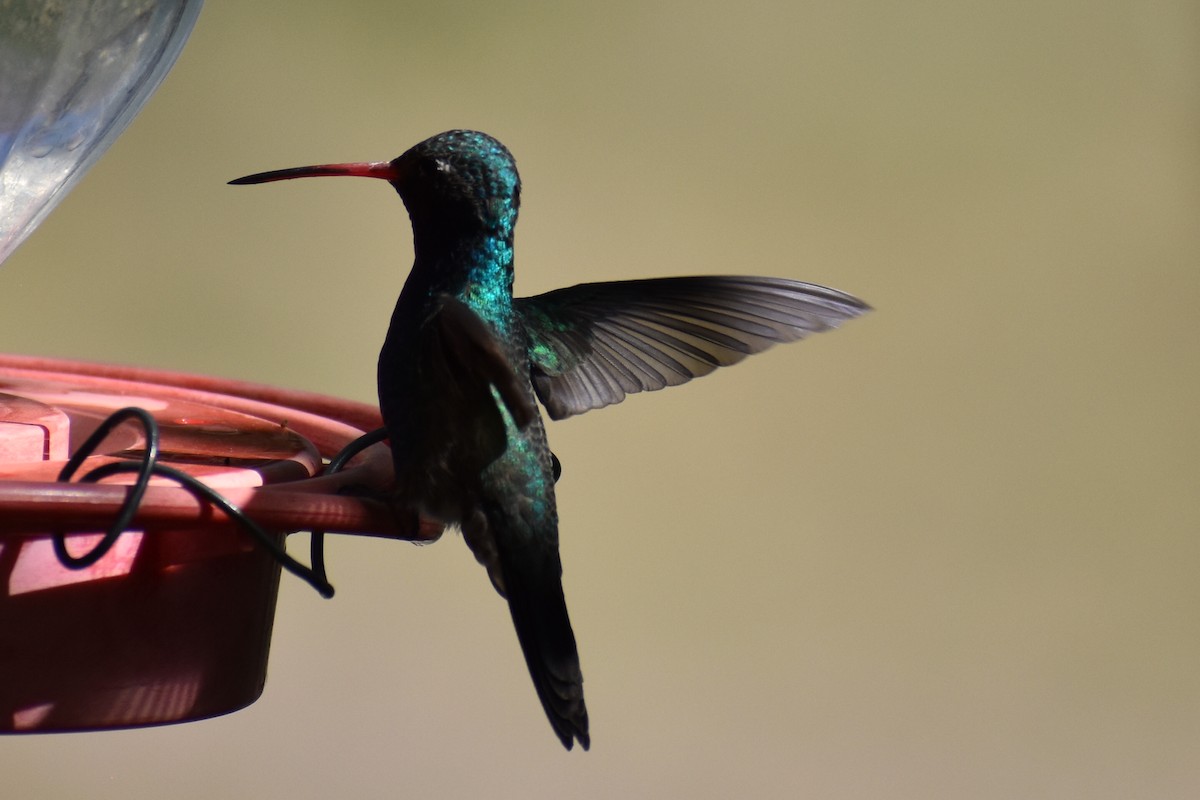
[433,158,452,174]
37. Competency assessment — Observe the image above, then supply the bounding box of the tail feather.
[501,548,590,750]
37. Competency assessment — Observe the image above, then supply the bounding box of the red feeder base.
[0,354,434,733]
[1,526,284,731]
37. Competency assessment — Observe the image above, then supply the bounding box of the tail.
[499,545,590,750]
[454,374,589,749]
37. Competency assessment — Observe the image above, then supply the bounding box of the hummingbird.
[230,129,869,751]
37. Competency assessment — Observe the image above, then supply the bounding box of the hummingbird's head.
[230,130,521,238]
[390,130,521,234]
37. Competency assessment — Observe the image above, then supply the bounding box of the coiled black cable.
[50,405,367,599]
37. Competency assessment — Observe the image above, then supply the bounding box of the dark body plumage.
[231,130,869,750]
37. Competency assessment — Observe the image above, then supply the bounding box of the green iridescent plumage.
[231,129,869,751]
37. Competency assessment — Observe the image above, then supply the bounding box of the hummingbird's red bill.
[229,161,401,185]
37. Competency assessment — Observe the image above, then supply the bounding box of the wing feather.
[516,275,869,419]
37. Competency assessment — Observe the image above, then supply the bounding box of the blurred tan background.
[2,1,1198,797]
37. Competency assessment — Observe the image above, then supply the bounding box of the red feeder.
[0,353,438,733]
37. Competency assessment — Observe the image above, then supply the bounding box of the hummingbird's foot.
[385,501,444,543]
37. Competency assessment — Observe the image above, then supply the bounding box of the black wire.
[51,406,337,598]
[53,407,157,569]
[81,460,335,598]
[307,427,389,589]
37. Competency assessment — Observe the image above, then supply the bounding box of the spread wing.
[514,275,869,420]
